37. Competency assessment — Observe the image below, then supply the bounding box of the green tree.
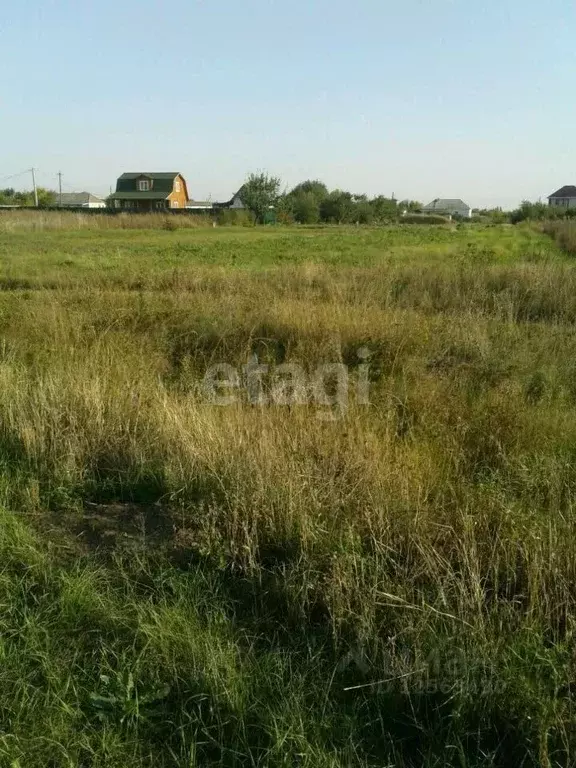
[0,187,56,207]
[319,190,354,223]
[370,196,398,222]
[292,192,320,224]
[288,180,329,202]
[510,200,555,223]
[239,173,281,224]
[353,199,374,224]
[281,180,329,224]
[37,188,57,207]
[0,188,16,205]
[398,199,422,213]
[473,207,509,224]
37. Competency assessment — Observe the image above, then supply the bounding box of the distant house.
[107,172,189,211]
[56,192,106,209]
[213,186,276,222]
[548,186,576,209]
[213,186,247,210]
[185,199,213,210]
[422,198,472,218]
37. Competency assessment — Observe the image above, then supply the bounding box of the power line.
[36,169,84,192]
[0,169,30,185]
[2,167,95,196]
[35,169,59,186]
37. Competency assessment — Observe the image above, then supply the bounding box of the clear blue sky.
[1,0,574,208]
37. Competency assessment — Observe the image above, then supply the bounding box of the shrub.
[162,217,179,231]
[215,209,255,226]
[510,200,576,224]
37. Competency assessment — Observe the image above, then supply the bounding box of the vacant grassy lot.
[0,218,575,766]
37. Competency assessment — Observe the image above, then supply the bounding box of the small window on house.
[172,200,179,208]
[138,180,150,192]
[174,180,181,192]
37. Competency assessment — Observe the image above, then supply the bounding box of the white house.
[548,186,576,209]
[57,192,106,209]
[422,198,472,218]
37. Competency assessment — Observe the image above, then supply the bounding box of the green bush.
[510,200,576,224]
[215,208,255,226]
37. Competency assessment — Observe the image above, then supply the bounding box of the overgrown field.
[544,220,576,257]
[0,220,575,766]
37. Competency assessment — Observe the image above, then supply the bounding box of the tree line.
[238,174,576,225]
[3,174,573,226]
[0,187,56,207]
[239,173,422,224]
[509,200,576,223]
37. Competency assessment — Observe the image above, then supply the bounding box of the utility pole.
[30,168,38,207]
[58,172,62,207]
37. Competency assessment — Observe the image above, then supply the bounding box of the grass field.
[0,217,575,766]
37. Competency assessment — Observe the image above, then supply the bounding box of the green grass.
[0,218,574,765]
[0,221,557,282]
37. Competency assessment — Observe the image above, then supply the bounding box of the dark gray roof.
[56,192,105,205]
[549,186,576,199]
[213,186,247,209]
[423,198,471,210]
[118,172,180,180]
[114,172,186,197]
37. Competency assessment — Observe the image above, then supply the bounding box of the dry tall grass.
[0,224,574,766]
[543,219,576,256]
[0,209,212,232]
